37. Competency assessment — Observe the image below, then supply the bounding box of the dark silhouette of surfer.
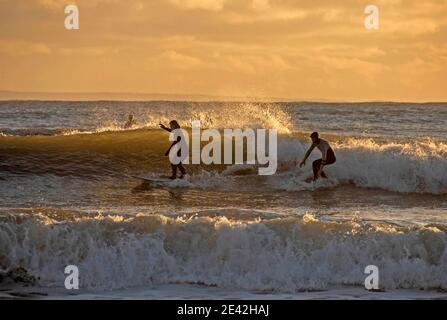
[124,114,137,129]
[159,120,186,179]
[299,132,336,181]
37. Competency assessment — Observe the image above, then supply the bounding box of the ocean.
[0,100,446,299]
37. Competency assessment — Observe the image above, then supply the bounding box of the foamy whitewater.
[0,101,446,299]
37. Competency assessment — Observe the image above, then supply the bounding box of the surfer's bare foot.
[169,175,176,180]
[179,174,185,179]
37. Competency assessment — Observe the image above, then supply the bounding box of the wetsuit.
[163,126,186,178]
[306,139,336,179]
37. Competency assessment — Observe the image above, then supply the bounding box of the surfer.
[124,114,137,129]
[159,120,187,179]
[299,132,336,181]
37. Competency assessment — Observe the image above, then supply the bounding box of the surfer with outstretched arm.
[299,132,336,181]
[159,120,187,179]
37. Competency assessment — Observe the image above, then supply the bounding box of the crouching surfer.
[299,132,336,181]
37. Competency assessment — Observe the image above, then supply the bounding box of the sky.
[0,0,446,101]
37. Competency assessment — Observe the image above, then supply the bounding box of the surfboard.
[304,176,315,183]
[131,175,173,184]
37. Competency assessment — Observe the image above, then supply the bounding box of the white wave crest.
[1,212,446,291]
[269,137,447,194]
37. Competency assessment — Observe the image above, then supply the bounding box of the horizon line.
[0,90,446,104]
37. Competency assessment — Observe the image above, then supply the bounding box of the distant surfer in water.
[299,132,336,181]
[159,120,187,179]
[124,114,137,129]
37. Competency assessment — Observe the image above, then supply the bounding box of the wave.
[271,137,447,194]
[0,125,158,137]
[137,136,447,194]
[1,129,446,194]
[1,210,446,291]
[0,101,293,137]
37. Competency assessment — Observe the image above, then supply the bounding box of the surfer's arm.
[159,123,172,132]
[299,143,316,167]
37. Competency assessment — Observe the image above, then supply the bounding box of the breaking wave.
[1,211,446,291]
[0,101,293,136]
[1,129,446,194]
[272,137,447,194]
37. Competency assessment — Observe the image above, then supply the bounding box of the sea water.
[0,101,446,299]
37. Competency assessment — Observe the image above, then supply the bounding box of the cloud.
[35,0,120,9]
[146,50,205,70]
[0,41,52,56]
[169,0,227,11]
[221,53,292,74]
[57,47,108,56]
[251,0,270,11]
[36,0,67,9]
[223,8,308,24]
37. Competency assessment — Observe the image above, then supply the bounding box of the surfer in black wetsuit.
[299,132,336,181]
[159,120,187,179]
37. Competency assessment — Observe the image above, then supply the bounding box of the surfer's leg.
[312,159,322,180]
[170,164,177,179]
[320,149,336,179]
[326,148,336,165]
[178,162,186,178]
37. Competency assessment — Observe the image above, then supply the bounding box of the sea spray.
[1,211,446,291]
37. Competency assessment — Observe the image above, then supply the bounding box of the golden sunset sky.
[0,0,446,101]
